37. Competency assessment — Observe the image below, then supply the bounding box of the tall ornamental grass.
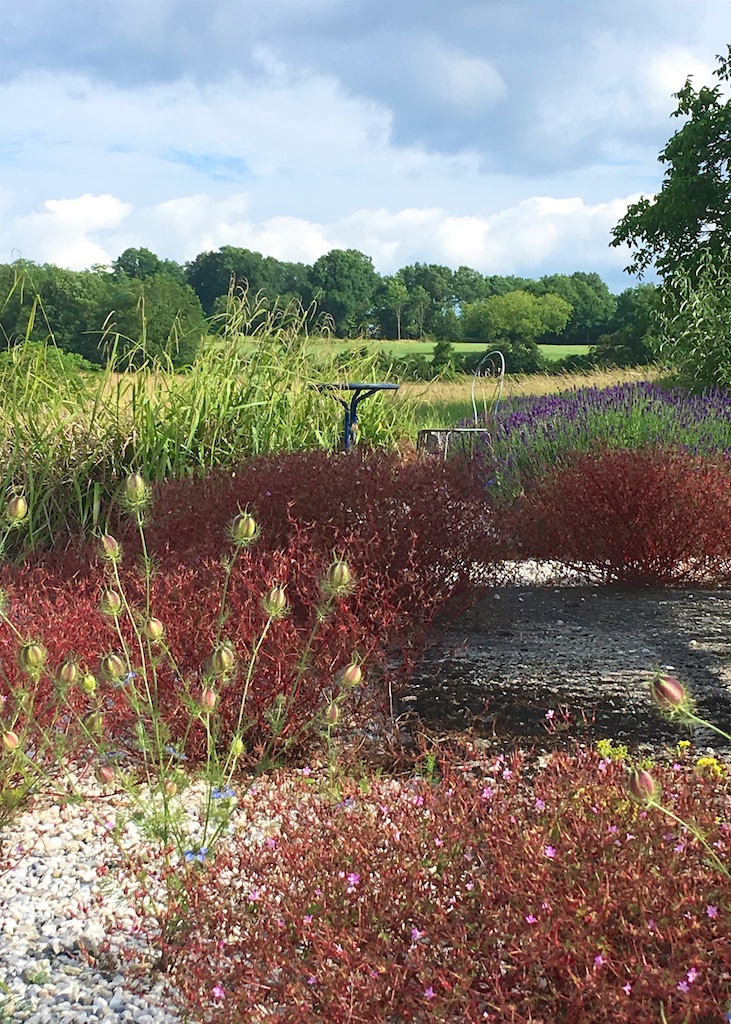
[0,285,418,555]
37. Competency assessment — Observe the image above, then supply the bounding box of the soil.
[402,581,731,758]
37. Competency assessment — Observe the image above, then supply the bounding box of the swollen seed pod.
[650,674,687,714]
[99,534,122,563]
[96,765,115,786]
[628,768,660,803]
[80,673,97,694]
[100,654,126,682]
[340,664,362,688]
[5,496,27,524]
[327,560,351,592]
[83,712,104,735]
[162,779,177,798]
[1,731,19,752]
[19,643,47,673]
[262,586,287,618]
[200,688,218,712]
[100,590,123,617]
[325,702,340,727]
[230,512,258,545]
[124,473,148,507]
[57,660,79,687]
[208,645,235,676]
[230,736,245,758]
[144,618,165,642]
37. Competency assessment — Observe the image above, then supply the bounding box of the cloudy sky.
[1,0,729,291]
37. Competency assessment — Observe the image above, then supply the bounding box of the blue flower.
[165,746,188,761]
[184,848,208,863]
[212,786,235,800]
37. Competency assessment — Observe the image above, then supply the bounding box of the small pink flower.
[502,768,512,780]
[307,976,316,986]
[481,786,494,799]
[525,914,537,924]
[424,987,436,1000]
[303,915,313,924]
[677,980,689,993]
[686,967,699,984]
[466,881,474,891]
[535,798,545,811]
[302,766,312,776]
[411,927,425,941]
[413,795,424,806]
[347,872,361,889]
[544,845,556,859]
[434,837,443,847]
[594,955,604,968]
[545,709,555,721]
[707,905,719,919]
[212,985,225,1000]
[623,983,632,995]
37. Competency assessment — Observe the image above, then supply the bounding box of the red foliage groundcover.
[501,446,731,585]
[0,451,499,764]
[148,747,731,1024]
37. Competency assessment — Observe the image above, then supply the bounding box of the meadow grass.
[0,289,422,554]
[239,337,591,362]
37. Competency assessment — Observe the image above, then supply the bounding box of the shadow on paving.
[402,585,731,754]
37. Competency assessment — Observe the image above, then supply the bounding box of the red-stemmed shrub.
[500,446,731,585]
[143,747,731,1023]
[0,451,501,765]
[125,448,498,614]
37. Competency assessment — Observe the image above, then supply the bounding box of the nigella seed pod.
[99,534,122,562]
[262,586,287,618]
[628,768,660,803]
[230,512,258,545]
[230,736,245,758]
[96,765,115,786]
[1,730,19,752]
[208,645,235,676]
[19,642,47,673]
[57,660,79,687]
[340,663,362,688]
[124,473,148,506]
[100,654,126,681]
[650,673,687,713]
[100,590,123,617]
[162,779,177,797]
[200,688,218,711]
[80,673,97,694]
[325,702,340,727]
[5,495,27,523]
[327,560,351,591]
[144,618,165,642]
[83,712,104,735]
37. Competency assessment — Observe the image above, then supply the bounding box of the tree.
[382,275,409,340]
[535,273,616,343]
[611,47,731,278]
[399,263,455,337]
[310,249,380,337]
[462,290,573,372]
[107,273,206,367]
[591,284,659,367]
[113,247,165,280]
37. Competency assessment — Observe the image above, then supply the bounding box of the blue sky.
[1,0,730,291]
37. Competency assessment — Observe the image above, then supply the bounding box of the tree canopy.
[611,47,731,278]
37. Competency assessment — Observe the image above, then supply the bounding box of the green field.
[291,340,591,361]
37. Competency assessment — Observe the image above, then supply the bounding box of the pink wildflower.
[544,845,556,858]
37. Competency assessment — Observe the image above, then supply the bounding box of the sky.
[1,0,730,293]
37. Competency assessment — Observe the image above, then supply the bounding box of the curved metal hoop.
[471,349,506,424]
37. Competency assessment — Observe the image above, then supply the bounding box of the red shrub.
[126,448,498,614]
[501,446,731,585]
[0,451,500,765]
[146,748,731,1023]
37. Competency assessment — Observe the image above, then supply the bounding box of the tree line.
[0,245,657,373]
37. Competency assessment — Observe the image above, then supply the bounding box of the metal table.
[314,382,400,451]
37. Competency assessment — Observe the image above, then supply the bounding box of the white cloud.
[6,194,132,268]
